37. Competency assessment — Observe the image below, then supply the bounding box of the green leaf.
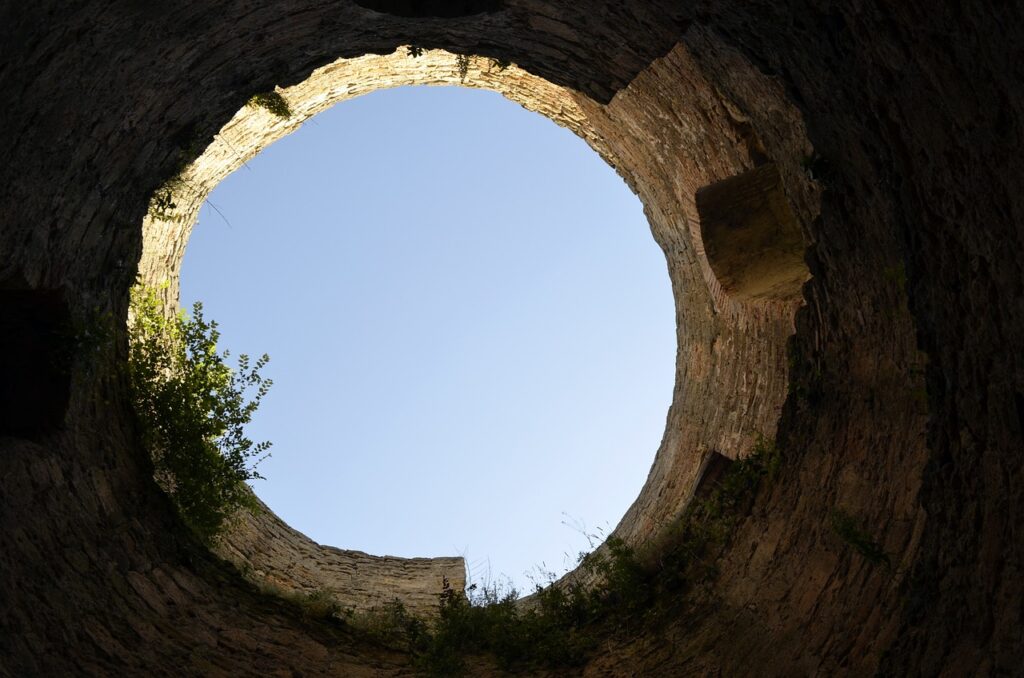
[128,284,274,543]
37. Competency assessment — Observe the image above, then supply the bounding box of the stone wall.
[1,1,1021,675]
[137,44,805,607]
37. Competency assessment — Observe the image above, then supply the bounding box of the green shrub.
[358,436,782,676]
[128,285,272,543]
[293,588,345,620]
[349,599,429,647]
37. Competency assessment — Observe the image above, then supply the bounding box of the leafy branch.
[128,285,272,542]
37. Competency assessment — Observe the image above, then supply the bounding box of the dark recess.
[0,289,72,435]
[693,451,734,503]
[353,0,502,19]
[696,164,808,301]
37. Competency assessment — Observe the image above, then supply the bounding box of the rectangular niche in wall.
[0,288,72,435]
[697,163,809,302]
[691,451,735,505]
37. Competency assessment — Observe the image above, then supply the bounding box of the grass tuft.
[337,435,782,675]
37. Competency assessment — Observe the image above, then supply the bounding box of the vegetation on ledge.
[128,284,272,543]
[268,436,780,675]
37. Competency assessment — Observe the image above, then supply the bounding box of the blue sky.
[181,85,675,594]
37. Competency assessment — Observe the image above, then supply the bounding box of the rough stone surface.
[697,164,809,301]
[139,46,805,603]
[1,1,1022,675]
[215,496,465,617]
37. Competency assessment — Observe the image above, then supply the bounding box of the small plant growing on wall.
[487,57,510,72]
[455,53,471,81]
[149,188,178,220]
[830,508,891,568]
[248,90,292,119]
[128,284,272,543]
[346,435,783,676]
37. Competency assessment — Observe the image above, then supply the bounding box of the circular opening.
[137,46,807,614]
[180,86,675,592]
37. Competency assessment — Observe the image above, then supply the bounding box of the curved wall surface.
[1,1,1021,675]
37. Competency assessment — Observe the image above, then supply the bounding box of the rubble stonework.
[1,2,1021,674]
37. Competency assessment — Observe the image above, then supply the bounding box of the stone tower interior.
[1,1,1022,675]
